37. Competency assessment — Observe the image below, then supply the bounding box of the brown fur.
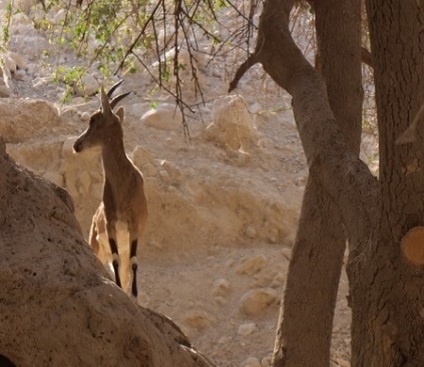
[73,85,148,297]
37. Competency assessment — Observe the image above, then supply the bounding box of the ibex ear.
[100,86,112,116]
[115,106,124,123]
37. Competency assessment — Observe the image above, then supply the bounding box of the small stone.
[239,288,279,316]
[244,357,261,367]
[214,296,227,306]
[212,278,231,297]
[237,255,268,275]
[245,226,256,239]
[218,336,230,344]
[238,322,257,336]
[182,310,213,330]
[226,258,234,267]
[141,103,182,130]
[261,356,272,367]
[76,74,98,96]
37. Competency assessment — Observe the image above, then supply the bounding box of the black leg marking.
[109,238,121,288]
[130,239,138,297]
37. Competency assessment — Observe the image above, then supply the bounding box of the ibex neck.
[101,139,132,179]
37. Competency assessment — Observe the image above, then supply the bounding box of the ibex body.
[73,81,148,298]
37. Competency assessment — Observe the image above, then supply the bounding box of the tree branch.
[255,0,378,254]
[228,53,259,92]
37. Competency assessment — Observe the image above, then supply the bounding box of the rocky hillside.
[0,1,354,366]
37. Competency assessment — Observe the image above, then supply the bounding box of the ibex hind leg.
[130,238,138,298]
[108,237,122,288]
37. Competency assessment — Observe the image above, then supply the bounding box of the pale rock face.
[203,95,259,152]
[182,310,214,330]
[236,255,268,275]
[10,12,33,34]
[75,74,98,97]
[9,34,50,60]
[4,51,27,77]
[244,357,261,367]
[18,0,38,14]
[238,322,257,336]
[239,288,279,317]
[0,138,215,367]
[141,103,183,130]
[212,278,231,297]
[0,99,62,143]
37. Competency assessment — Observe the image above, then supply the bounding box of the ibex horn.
[110,91,132,109]
[107,79,124,98]
[100,86,112,115]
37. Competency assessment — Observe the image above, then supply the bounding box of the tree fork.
[230,0,376,365]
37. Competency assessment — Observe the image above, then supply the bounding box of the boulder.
[0,138,215,367]
[239,288,279,317]
[0,99,62,143]
[140,103,183,130]
[203,95,259,152]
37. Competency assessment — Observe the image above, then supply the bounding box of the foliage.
[1,1,13,53]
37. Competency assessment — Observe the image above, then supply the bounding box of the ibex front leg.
[129,232,138,298]
[106,219,122,288]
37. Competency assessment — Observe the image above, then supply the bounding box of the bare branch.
[228,53,259,92]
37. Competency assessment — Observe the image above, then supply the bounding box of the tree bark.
[348,1,424,365]
[272,1,363,366]
[231,0,424,365]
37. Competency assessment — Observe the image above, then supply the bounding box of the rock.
[244,357,261,367]
[261,357,272,367]
[203,95,259,152]
[4,51,27,75]
[0,140,215,367]
[125,102,150,119]
[13,69,27,81]
[0,99,62,143]
[182,310,213,330]
[76,74,98,96]
[20,0,38,14]
[245,226,257,239]
[131,145,155,164]
[10,12,33,34]
[9,34,50,60]
[6,140,63,179]
[238,322,257,336]
[140,103,183,130]
[239,288,279,317]
[237,255,268,275]
[212,278,231,297]
[152,47,207,77]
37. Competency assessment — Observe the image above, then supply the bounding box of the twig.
[228,53,259,92]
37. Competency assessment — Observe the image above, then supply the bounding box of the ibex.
[73,81,148,299]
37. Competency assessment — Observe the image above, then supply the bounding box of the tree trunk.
[232,0,424,365]
[272,1,363,366]
[348,1,424,365]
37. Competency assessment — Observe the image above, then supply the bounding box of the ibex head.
[73,80,131,153]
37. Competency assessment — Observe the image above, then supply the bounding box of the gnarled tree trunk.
[271,0,363,365]
[348,1,424,365]
[232,0,424,364]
